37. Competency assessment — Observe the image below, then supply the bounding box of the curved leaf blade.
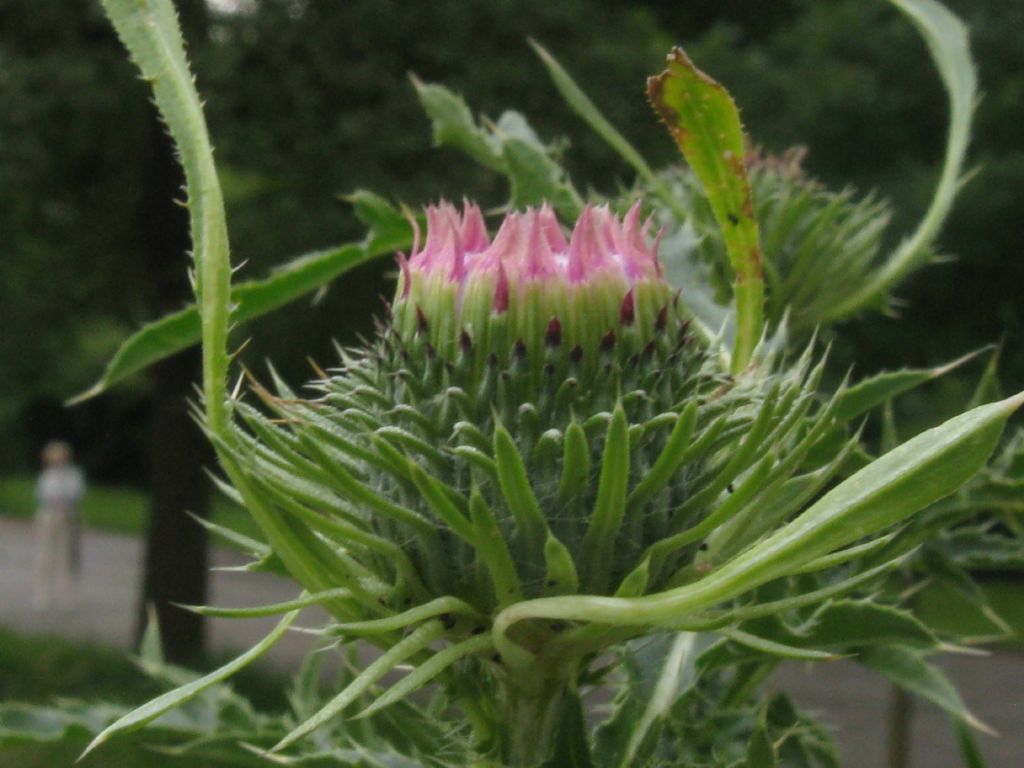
[99,0,233,429]
[825,0,977,318]
[70,239,403,404]
[80,608,299,759]
[648,47,764,373]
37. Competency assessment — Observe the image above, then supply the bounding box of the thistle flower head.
[394,202,673,371]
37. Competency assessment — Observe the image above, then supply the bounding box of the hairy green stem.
[498,676,569,768]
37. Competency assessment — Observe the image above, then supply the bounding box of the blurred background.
[0,0,1021,766]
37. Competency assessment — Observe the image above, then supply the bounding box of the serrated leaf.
[410,76,503,171]
[593,633,698,768]
[502,136,582,220]
[347,190,414,253]
[799,600,938,649]
[648,47,763,373]
[699,601,936,671]
[832,349,985,423]
[411,76,582,221]
[857,645,992,732]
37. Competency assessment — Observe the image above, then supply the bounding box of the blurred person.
[33,440,85,609]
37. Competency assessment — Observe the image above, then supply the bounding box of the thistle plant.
[5,1,1021,767]
[223,200,844,763]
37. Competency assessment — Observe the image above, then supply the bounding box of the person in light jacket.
[33,440,85,609]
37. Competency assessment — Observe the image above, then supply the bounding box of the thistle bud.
[232,199,830,762]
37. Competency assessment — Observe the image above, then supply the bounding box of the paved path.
[1,517,1021,767]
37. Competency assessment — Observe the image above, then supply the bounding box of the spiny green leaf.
[98,0,232,429]
[920,549,1013,636]
[346,189,415,253]
[501,136,583,221]
[593,633,697,768]
[411,75,582,221]
[356,634,494,720]
[798,601,938,649]
[272,620,446,753]
[648,47,763,373]
[179,588,356,619]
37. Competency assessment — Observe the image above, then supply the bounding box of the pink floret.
[405,201,664,309]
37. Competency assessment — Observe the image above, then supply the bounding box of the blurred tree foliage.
[1,0,1021,478]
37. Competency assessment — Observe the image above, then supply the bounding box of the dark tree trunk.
[135,0,211,664]
[139,348,211,663]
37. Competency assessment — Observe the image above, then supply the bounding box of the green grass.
[0,625,291,768]
[0,625,289,711]
[0,474,260,542]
